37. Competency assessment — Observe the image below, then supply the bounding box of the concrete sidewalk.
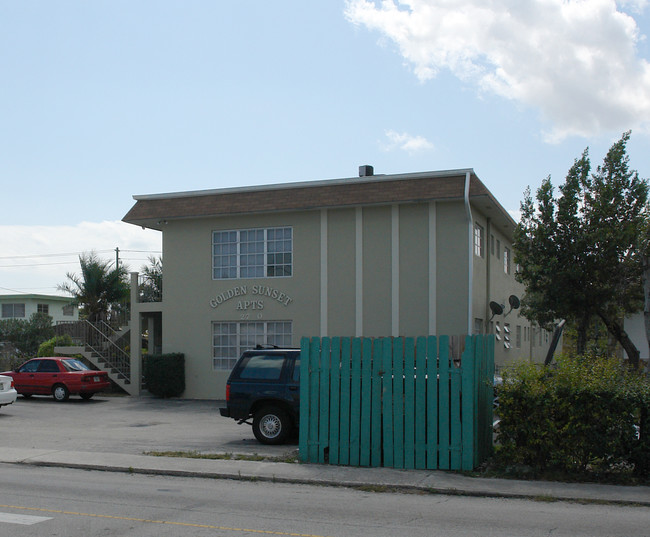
[1,447,649,506]
[1,396,648,506]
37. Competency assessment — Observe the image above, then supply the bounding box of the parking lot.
[0,394,298,459]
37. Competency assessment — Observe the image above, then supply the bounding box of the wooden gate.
[298,335,494,470]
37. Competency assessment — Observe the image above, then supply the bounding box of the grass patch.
[144,450,299,463]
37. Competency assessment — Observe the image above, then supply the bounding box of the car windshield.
[61,359,90,372]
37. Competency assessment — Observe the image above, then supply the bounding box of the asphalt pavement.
[1,394,648,506]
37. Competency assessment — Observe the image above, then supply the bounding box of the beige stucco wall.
[145,198,553,399]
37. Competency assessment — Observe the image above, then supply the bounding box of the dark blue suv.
[219,346,300,444]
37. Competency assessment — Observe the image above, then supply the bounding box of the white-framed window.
[474,223,484,257]
[37,304,49,314]
[213,227,292,280]
[62,304,75,316]
[212,321,293,370]
[473,317,483,334]
[503,247,511,274]
[1,303,25,318]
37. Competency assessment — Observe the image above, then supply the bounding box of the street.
[0,464,647,537]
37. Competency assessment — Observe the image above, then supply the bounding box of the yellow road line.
[0,504,333,537]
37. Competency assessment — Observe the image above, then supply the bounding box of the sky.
[1,0,649,295]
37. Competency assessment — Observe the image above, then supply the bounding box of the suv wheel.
[253,406,290,445]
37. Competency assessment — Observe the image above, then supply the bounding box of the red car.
[3,357,111,402]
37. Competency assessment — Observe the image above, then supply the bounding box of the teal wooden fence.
[299,335,494,470]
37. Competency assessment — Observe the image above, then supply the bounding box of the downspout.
[485,218,492,334]
[464,171,473,335]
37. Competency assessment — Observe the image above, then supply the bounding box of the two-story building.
[123,166,555,399]
[0,294,78,324]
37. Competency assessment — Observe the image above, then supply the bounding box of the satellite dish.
[489,301,504,316]
[509,295,521,309]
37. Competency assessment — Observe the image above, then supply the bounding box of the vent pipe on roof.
[359,165,374,177]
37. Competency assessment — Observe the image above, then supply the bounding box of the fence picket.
[339,338,351,465]
[404,337,416,469]
[438,336,450,470]
[370,338,383,467]
[318,337,331,464]
[308,338,321,463]
[392,337,405,469]
[426,336,438,469]
[360,338,372,467]
[349,338,362,466]
[381,338,394,468]
[328,337,341,465]
[415,336,427,469]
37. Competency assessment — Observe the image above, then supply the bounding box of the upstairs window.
[474,223,484,257]
[1,303,25,318]
[503,247,511,274]
[213,227,292,279]
[37,304,49,314]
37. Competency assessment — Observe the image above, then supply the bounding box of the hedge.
[143,353,185,398]
[496,354,650,477]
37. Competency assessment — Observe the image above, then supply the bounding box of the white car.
[0,374,18,409]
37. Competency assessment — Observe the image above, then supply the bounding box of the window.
[490,234,495,256]
[473,318,483,335]
[37,304,49,314]
[516,325,522,348]
[213,227,292,279]
[503,247,511,274]
[62,305,74,316]
[496,239,501,259]
[38,360,60,373]
[238,354,286,380]
[212,321,293,370]
[1,303,25,318]
[474,223,484,257]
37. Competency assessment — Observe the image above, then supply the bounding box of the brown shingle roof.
[122,169,513,231]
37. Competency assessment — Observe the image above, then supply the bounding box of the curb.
[8,457,650,507]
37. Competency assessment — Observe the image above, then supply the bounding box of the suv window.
[238,354,286,380]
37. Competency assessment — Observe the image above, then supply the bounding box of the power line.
[0,250,114,260]
[0,249,161,261]
[0,261,80,268]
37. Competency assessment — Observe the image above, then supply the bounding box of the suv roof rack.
[254,344,280,350]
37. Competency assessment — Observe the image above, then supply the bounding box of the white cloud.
[382,129,435,153]
[345,0,650,142]
[0,221,161,295]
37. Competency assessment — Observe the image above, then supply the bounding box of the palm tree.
[58,251,130,323]
[139,255,162,302]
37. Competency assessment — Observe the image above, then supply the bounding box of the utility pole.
[115,247,120,268]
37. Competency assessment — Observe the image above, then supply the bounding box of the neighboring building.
[0,294,78,324]
[124,167,556,399]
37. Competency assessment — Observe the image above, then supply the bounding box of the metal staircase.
[54,320,136,395]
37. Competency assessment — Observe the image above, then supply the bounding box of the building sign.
[209,285,294,310]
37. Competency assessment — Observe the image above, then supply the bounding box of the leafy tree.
[58,251,130,323]
[514,132,648,368]
[139,255,162,302]
[0,312,55,357]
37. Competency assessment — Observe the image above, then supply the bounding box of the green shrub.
[496,354,650,477]
[37,334,73,357]
[143,353,185,398]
